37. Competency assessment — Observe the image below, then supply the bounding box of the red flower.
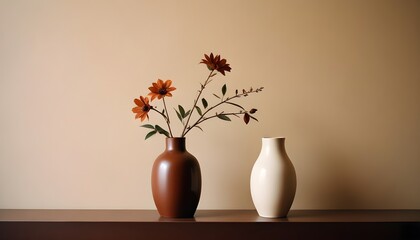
[148,79,176,101]
[132,96,152,122]
[200,53,232,76]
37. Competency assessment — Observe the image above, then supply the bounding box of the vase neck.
[165,138,186,151]
[261,137,286,153]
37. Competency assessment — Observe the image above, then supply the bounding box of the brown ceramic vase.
[151,137,201,218]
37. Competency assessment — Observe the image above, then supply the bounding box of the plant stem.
[151,108,172,136]
[162,97,174,137]
[185,111,248,134]
[182,89,259,136]
[181,70,214,137]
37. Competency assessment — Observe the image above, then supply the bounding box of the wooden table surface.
[1,209,420,222]
[1,209,419,240]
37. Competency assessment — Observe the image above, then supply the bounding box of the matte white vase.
[250,137,297,218]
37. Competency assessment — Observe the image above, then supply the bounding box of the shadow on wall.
[315,151,371,209]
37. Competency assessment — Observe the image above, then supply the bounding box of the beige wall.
[1,0,419,210]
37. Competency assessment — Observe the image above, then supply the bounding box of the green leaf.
[174,108,183,123]
[141,124,155,129]
[249,115,259,122]
[217,114,231,121]
[154,125,165,132]
[145,130,157,140]
[155,125,170,137]
[244,113,250,124]
[222,84,227,96]
[184,110,191,118]
[195,106,203,116]
[178,105,186,118]
[213,93,221,99]
[195,125,204,131]
[225,102,245,110]
[202,98,208,109]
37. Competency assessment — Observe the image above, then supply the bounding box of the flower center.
[142,106,150,112]
[158,88,167,95]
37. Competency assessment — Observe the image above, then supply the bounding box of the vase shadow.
[158,216,196,222]
[317,153,370,209]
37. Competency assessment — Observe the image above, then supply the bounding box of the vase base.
[259,215,288,218]
[159,215,195,219]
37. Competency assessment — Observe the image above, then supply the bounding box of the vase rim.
[262,136,285,139]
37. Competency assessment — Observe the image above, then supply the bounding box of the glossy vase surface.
[151,138,201,218]
[250,137,297,218]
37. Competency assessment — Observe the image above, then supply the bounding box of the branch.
[181,70,215,136]
[182,87,263,136]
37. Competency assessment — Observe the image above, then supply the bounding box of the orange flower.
[200,53,232,76]
[148,79,176,101]
[132,96,152,122]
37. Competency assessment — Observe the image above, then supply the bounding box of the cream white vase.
[250,137,297,218]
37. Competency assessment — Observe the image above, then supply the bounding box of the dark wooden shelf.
[1,209,419,240]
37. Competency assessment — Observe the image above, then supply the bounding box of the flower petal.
[140,96,149,104]
[140,113,148,122]
[134,98,143,107]
[132,106,142,113]
[165,80,172,88]
[148,86,156,92]
[148,93,157,101]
